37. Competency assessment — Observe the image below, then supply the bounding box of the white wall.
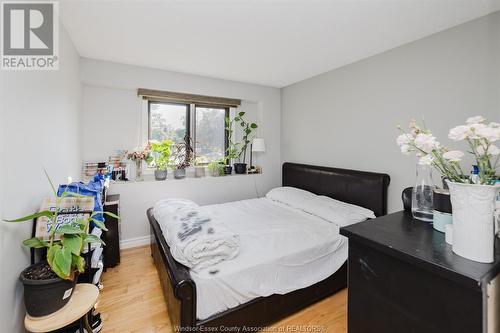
[80,59,281,244]
[0,28,82,332]
[282,11,500,213]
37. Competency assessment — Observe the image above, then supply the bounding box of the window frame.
[147,100,230,165]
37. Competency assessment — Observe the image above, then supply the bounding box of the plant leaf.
[4,210,53,223]
[22,237,49,248]
[92,211,120,220]
[56,224,86,235]
[47,244,61,267]
[83,234,105,246]
[54,246,72,278]
[62,234,82,255]
[89,218,108,231]
[250,123,258,129]
[238,111,245,116]
[72,254,85,273]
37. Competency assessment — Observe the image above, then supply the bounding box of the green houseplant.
[225,112,258,174]
[149,139,173,181]
[170,134,194,179]
[207,160,224,177]
[4,171,119,317]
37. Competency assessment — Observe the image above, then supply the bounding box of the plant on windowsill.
[3,170,119,317]
[207,160,224,177]
[127,144,151,182]
[148,139,174,181]
[225,112,258,174]
[170,134,194,179]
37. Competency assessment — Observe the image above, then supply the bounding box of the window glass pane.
[195,106,226,162]
[149,102,187,143]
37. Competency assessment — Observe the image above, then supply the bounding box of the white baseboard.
[120,235,150,249]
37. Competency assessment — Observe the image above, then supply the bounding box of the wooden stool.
[25,283,99,333]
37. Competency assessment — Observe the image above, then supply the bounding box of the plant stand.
[24,283,99,333]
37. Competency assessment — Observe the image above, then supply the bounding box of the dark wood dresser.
[103,194,120,268]
[340,210,500,333]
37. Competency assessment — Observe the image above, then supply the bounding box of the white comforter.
[154,199,240,271]
[187,198,347,320]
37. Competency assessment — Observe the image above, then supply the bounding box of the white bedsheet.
[185,198,348,320]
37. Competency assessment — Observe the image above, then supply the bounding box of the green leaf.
[92,211,120,220]
[83,234,105,246]
[22,237,49,248]
[53,246,72,278]
[72,254,85,273]
[245,129,252,134]
[4,210,54,223]
[250,123,258,129]
[62,234,82,255]
[47,244,61,267]
[240,122,245,127]
[56,224,86,235]
[89,218,108,231]
[238,111,245,116]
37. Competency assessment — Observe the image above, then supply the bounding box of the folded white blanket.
[153,199,240,271]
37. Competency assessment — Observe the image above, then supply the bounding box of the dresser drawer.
[347,241,482,333]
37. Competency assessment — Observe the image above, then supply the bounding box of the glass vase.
[411,163,435,222]
[135,159,143,182]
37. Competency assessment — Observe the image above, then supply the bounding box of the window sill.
[110,172,262,185]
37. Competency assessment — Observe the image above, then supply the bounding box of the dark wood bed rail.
[148,207,196,327]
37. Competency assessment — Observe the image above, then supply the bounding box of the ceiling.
[60,0,500,88]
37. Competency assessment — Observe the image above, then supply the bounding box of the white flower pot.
[446,181,499,263]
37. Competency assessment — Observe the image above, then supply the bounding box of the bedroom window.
[147,101,229,164]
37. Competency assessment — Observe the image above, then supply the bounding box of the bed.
[147,162,390,330]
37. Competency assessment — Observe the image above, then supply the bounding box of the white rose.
[448,125,471,141]
[442,150,464,162]
[477,144,500,156]
[396,133,413,146]
[419,154,434,165]
[475,126,500,142]
[414,133,438,153]
[466,116,486,125]
[400,144,411,155]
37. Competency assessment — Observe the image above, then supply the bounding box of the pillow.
[302,196,376,227]
[266,186,317,209]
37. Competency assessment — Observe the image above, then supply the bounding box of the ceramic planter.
[19,262,77,317]
[154,169,168,181]
[446,181,500,263]
[173,169,186,179]
[195,166,206,178]
[224,166,233,175]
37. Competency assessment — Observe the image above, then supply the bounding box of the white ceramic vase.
[446,181,499,263]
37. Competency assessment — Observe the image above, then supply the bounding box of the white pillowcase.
[303,195,376,227]
[266,187,376,227]
[265,186,317,210]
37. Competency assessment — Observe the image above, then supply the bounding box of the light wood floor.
[98,246,347,333]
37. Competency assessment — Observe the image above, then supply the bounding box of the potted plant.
[148,139,173,181]
[3,171,119,317]
[207,160,224,177]
[127,144,151,181]
[397,116,500,263]
[170,135,194,179]
[226,112,258,174]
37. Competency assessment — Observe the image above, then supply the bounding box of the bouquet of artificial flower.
[397,116,500,185]
[127,143,151,161]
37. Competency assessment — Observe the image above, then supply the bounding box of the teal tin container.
[433,189,452,233]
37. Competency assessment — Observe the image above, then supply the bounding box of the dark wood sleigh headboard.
[282,162,390,217]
